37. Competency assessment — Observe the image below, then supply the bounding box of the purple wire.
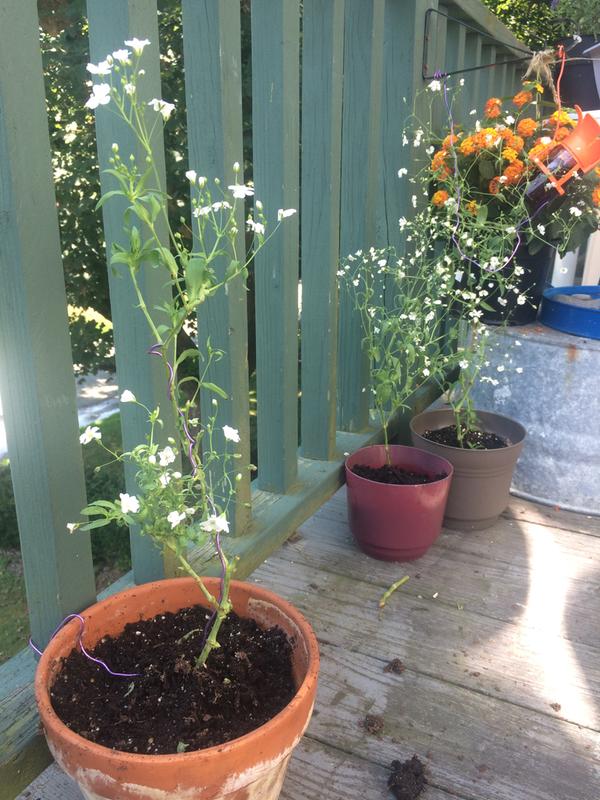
[148,342,200,476]
[29,614,140,678]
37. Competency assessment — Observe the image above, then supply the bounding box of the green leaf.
[224,260,241,281]
[476,205,488,225]
[130,225,141,253]
[478,159,495,180]
[80,518,112,531]
[81,505,109,516]
[200,381,228,399]
[185,257,212,300]
[95,190,124,210]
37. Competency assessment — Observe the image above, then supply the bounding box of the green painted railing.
[0,0,526,791]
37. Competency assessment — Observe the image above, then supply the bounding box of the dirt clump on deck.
[388,755,426,799]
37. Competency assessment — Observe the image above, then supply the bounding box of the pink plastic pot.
[344,445,454,561]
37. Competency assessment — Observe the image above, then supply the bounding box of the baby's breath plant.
[68,40,295,667]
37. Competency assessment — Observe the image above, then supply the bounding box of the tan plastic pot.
[35,577,320,800]
[410,409,526,531]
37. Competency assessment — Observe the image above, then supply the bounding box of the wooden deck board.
[17,489,600,799]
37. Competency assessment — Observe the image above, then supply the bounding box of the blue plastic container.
[540,286,600,340]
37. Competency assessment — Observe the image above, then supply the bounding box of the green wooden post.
[251,0,300,492]
[87,0,178,582]
[497,55,509,98]
[181,0,251,534]
[0,0,96,647]
[464,32,483,115]
[445,18,467,124]
[337,0,385,431]
[483,45,497,101]
[300,0,344,461]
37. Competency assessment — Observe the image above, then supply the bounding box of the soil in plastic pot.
[345,445,453,561]
[410,409,525,531]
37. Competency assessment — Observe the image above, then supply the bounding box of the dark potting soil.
[50,606,295,755]
[351,464,447,485]
[388,756,426,800]
[423,424,508,450]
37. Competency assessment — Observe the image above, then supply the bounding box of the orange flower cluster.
[503,160,525,184]
[466,200,478,214]
[431,189,449,207]
[516,118,537,138]
[498,128,524,152]
[593,186,600,207]
[513,90,533,109]
[549,109,575,127]
[431,148,450,178]
[484,97,502,119]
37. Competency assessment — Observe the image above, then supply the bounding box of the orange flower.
[553,126,570,142]
[502,147,519,163]
[528,143,551,162]
[503,159,525,184]
[459,136,478,156]
[442,132,460,149]
[513,90,533,109]
[549,109,575,127]
[593,185,600,207]
[517,118,537,138]
[431,149,447,172]
[432,189,449,207]
[507,134,525,152]
[466,200,478,214]
[489,177,501,194]
[484,97,502,119]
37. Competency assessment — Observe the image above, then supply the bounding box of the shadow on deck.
[19,490,600,800]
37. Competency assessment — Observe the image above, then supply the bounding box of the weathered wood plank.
[0,0,96,649]
[336,0,385,432]
[464,32,483,115]
[282,489,600,648]
[300,0,344,461]
[308,643,600,800]
[251,0,300,493]
[283,738,467,800]
[87,0,178,582]
[255,554,600,730]
[181,0,251,534]
[504,497,600,538]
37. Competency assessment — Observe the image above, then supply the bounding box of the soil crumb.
[362,713,385,735]
[388,755,426,799]
[384,659,406,674]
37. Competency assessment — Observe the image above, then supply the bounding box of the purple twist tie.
[29,613,140,678]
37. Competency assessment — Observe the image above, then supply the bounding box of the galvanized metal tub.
[470,323,600,515]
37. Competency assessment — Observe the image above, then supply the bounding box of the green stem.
[195,555,236,668]
[171,547,219,610]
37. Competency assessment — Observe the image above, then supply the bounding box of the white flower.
[399,217,408,230]
[124,37,151,54]
[212,201,232,211]
[459,78,465,86]
[185,507,195,516]
[112,49,131,63]
[489,257,500,270]
[159,473,171,488]
[569,206,582,217]
[428,79,442,92]
[540,136,552,145]
[514,340,522,346]
[506,226,516,234]
[185,169,197,183]
[247,218,265,235]
[148,98,175,120]
[223,425,240,443]
[86,60,112,76]
[516,295,527,305]
[193,205,212,217]
[148,454,157,465]
[411,195,417,208]
[200,514,230,534]
[228,184,254,199]
[516,367,524,373]
[497,365,505,372]
[173,471,182,479]
[537,224,546,235]
[277,208,297,220]
[120,389,136,403]
[459,360,469,369]
[469,109,477,115]
[167,510,186,529]
[454,270,463,282]
[85,83,111,109]
[423,368,430,376]
[498,297,508,306]
[426,145,435,155]
[158,446,177,466]
[397,168,408,177]
[120,493,140,514]
[504,115,515,125]
[124,83,136,95]
[66,522,77,533]
[79,425,101,444]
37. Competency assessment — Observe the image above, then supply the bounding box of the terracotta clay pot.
[410,409,526,531]
[35,577,320,800]
[345,444,453,561]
